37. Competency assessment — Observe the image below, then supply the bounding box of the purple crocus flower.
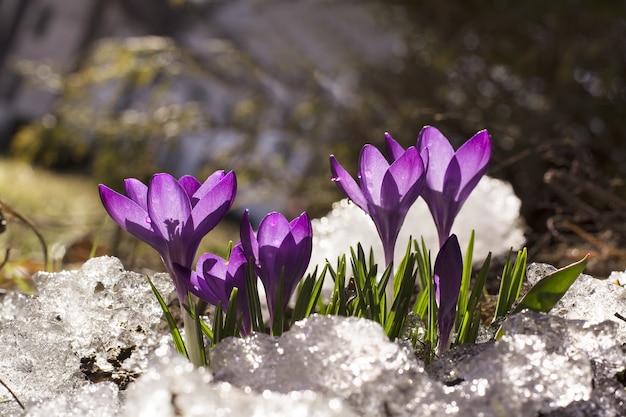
[330,134,427,266]
[240,210,312,326]
[417,126,491,247]
[98,171,237,305]
[174,243,251,335]
[433,233,463,355]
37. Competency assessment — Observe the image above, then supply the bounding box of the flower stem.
[384,246,395,312]
[182,296,206,367]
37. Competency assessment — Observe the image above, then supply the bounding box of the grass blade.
[455,230,474,329]
[147,275,187,357]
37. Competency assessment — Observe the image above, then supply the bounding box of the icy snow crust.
[0,256,624,416]
[0,177,624,416]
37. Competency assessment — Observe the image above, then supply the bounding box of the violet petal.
[330,155,369,212]
[434,234,463,354]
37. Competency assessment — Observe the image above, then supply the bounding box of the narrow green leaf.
[197,315,214,342]
[466,307,482,343]
[245,262,265,333]
[455,230,475,330]
[188,293,207,366]
[413,287,429,318]
[350,246,370,319]
[455,252,491,344]
[494,248,526,319]
[377,263,393,304]
[325,256,348,316]
[223,287,240,338]
[292,270,316,323]
[307,264,327,316]
[147,275,187,357]
[412,237,432,319]
[427,257,438,363]
[511,253,590,314]
[181,301,214,343]
[212,301,223,344]
[385,249,417,340]
[508,248,527,306]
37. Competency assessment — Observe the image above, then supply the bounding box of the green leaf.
[292,265,327,324]
[147,275,187,357]
[188,293,207,366]
[325,256,348,316]
[377,263,393,306]
[511,253,590,314]
[245,262,265,334]
[412,238,432,319]
[292,269,316,323]
[455,252,491,345]
[494,248,527,319]
[222,287,241,338]
[455,230,475,330]
[197,314,214,342]
[384,242,417,340]
[212,301,223,344]
[308,264,327,315]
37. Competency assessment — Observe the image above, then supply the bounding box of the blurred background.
[0,0,625,287]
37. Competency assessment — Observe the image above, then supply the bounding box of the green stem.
[182,299,205,367]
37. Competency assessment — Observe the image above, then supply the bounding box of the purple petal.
[417,126,455,192]
[275,232,311,306]
[198,254,230,305]
[258,212,290,248]
[174,261,222,306]
[99,184,164,250]
[239,210,259,264]
[124,178,148,210]
[386,146,426,199]
[191,170,228,204]
[226,243,249,289]
[190,171,237,239]
[455,129,492,202]
[225,243,252,335]
[288,212,313,244]
[147,174,192,242]
[379,170,401,211]
[434,234,463,354]
[272,215,312,310]
[384,132,406,161]
[358,145,389,205]
[330,155,369,212]
[257,213,291,286]
[178,175,202,200]
[442,156,462,203]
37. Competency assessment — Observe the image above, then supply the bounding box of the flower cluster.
[100,172,313,365]
[331,126,491,258]
[99,125,492,361]
[330,126,491,353]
